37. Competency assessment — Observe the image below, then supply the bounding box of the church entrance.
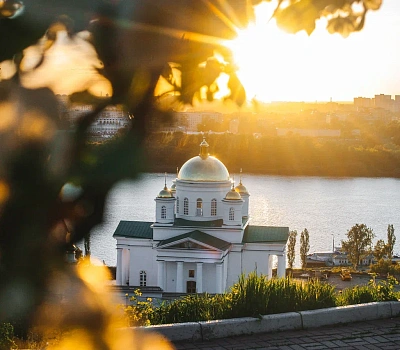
[186,281,196,293]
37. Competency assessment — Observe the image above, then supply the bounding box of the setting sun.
[225,1,396,103]
[225,2,310,102]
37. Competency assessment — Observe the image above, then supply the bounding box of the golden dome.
[170,183,176,191]
[235,182,248,195]
[235,169,248,194]
[225,187,242,200]
[158,186,173,198]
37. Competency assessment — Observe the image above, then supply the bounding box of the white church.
[113,139,289,294]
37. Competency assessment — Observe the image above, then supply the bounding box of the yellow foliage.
[35,261,174,350]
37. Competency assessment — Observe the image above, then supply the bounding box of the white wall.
[175,180,231,221]
[202,263,217,293]
[226,248,242,288]
[127,245,157,286]
[242,250,270,277]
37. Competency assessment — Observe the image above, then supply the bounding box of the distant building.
[374,94,393,110]
[56,95,130,141]
[276,128,341,138]
[394,96,400,113]
[309,250,375,267]
[85,105,129,140]
[354,94,399,113]
[308,251,335,264]
[332,253,351,266]
[175,111,224,132]
[354,97,373,109]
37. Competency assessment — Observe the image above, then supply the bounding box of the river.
[87,173,400,268]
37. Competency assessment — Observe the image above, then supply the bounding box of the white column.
[128,249,135,286]
[216,263,223,293]
[196,263,203,293]
[176,261,184,293]
[268,254,273,279]
[277,254,286,278]
[157,260,165,290]
[116,248,123,285]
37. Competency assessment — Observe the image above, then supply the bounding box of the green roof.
[243,226,289,243]
[113,221,153,239]
[174,218,223,228]
[158,230,231,250]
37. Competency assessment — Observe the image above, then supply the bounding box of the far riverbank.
[141,133,400,178]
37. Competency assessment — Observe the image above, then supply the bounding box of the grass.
[123,272,400,326]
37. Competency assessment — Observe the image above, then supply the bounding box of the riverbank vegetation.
[123,272,400,327]
[142,132,400,178]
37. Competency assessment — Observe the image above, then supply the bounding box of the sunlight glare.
[226,2,311,102]
[226,1,386,103]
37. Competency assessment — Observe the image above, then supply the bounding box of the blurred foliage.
[0,0,384,348]
[274,0,382,37]
[0,323,17,350]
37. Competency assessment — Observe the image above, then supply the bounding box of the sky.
[1,0,399,104]
[228,0,400,103]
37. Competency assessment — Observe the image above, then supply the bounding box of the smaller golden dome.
[158,186,173,198]
[235,182,248,195]
[170,183,176,192]
[235,169,248,194]
[225,187,242,200]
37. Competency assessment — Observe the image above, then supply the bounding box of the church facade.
[113,139,289,294]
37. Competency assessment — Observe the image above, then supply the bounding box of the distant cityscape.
[56,93,400,142]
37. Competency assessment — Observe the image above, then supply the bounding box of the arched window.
[161,205,166,219]
[196,198,203,216]
[211,199,217,216]
[184,198,189,215]
[176,197,179,214]
[140,271,147,286]
[229,207,235,221]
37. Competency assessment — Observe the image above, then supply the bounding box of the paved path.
[172,317,400,349]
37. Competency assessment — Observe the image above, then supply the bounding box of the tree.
[374,239,387,261]
[287,230,297,269]
[386,224,396,260]
[300,228,310,269]
[342,224,375,269]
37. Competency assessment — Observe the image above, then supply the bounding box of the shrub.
[123,273,399,326]
[370,275,399,302]
[337,285,377,305]
[262,277,336,314]
[149,293,232,325]
[370,259,400,275]
[124,289,155,326]
[337,275,399,305]
[230,272,270,317]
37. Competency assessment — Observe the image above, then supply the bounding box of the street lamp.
[125,293,129,307]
